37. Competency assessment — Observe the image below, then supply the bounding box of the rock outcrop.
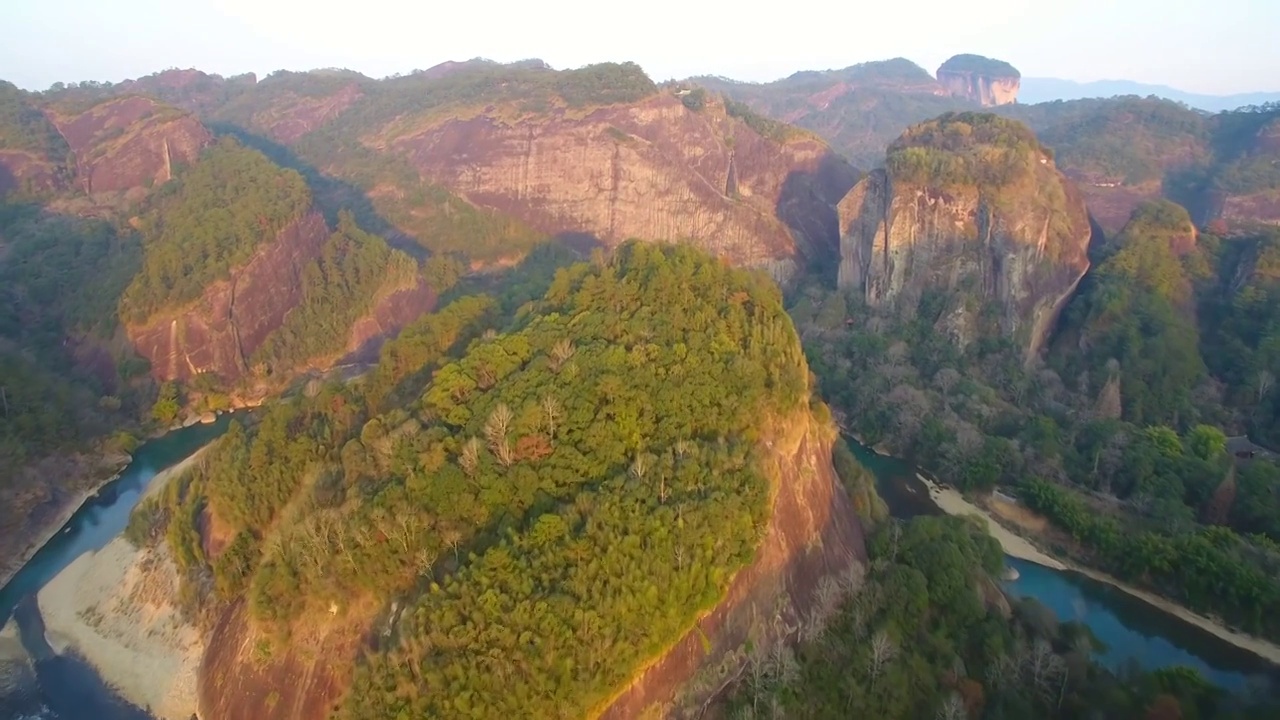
[381,92,858,280]
[127,210,329,383]
[838,113,1092,358]
[600,407,865,718]
[1207,116,1280,230]
[936,54,1021,107]
[49,96,211,196]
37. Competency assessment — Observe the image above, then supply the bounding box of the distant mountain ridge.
[1020,77,1280,112]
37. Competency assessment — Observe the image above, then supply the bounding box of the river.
[0,416,233,720]
[1,418,1275,717]
[846,437,1280,695]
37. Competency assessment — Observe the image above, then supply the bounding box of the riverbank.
[35,446,215,720]
[917,474,1280,666]
[0,450,133,592]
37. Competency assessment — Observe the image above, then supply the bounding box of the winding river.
[847,437,1280,695]
[0,416,233,720]
[1,417,1277,718]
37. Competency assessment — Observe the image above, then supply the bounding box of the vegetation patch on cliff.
[120,136,312,322]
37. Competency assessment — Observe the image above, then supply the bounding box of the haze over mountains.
[1020,77,1280,113]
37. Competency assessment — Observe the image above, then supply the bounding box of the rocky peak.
[937,54,1021,106]
[837,112,1091,359]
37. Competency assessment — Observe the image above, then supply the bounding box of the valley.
[1,46,1280,720]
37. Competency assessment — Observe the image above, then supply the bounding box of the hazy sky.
[4,0,1278,94]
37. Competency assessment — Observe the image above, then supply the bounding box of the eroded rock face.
[50,96,211,196]
[197,599,370,720]
[249,83,363,144]
[837,163,1092,359]
[0,150,64,196]
[600,410,866,718]
[936,55,1021,107]
[344,276,437,363]
[384,94,858,280]
[127,211,329,383]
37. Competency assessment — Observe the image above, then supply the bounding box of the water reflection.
[844,435,1280,693]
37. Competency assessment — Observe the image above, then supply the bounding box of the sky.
[3,0,1279,94]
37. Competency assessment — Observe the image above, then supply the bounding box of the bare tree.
[459,437,481,477]
[484,404,512,448]
[1258,370,1275,402]
[936,693,967,720]
[630,454,649,483]
[549,338,576,371]
[440,525,462,564]
[933,367,961,397]
[541,395,562,439]
[867,630,896,683]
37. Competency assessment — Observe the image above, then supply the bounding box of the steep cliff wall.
[599,409,865,718]
[344,275,437,362]
[197,599,373,720]
[838,114,1092,359]
[936,55,1021,107]
[379,93,857,280]
[50,96,211,196]
[127,210,329,383]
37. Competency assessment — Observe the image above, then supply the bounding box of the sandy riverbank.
[917,474,1280,666]
[32,445,214,720]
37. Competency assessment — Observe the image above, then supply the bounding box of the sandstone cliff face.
[380,94,857,280]
[247,83,363,144]
[344,276,437,362]
[936,55,1021,107]
[127,210,329,383]
[0,150,64,196]
[1210,117,1280,229]
[50,96,211,196]
[600,409,865,718]
[838,157,1092,359]
[937,71,1019,107]
[197,599,371,720]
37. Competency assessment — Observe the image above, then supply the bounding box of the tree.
[151,382,181,425]
[1185,424,1227,461]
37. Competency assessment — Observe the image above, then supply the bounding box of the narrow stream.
[845,436,1280,695]
[0,416,233,720]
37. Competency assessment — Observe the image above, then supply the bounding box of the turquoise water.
[845,435,1280,693]
[0,416,234,720]
[0,415,233,627]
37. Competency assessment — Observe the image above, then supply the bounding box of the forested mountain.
[112,243,872,719]
[0,93,437,592]
[6,52,1280,720]
[52,60,857,280]
[796,114,1280,663]
[687,59,1280,240]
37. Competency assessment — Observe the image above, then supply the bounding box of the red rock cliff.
[599,408,865,718]
[378,93,857,280]
[127,210,328,383]
[50,96,211,196]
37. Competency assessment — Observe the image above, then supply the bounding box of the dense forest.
[119,136,313,322]
[723,515,1280,719]
[793,195,1280,644]
[0,202,149,481]
[128,243,816,717]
